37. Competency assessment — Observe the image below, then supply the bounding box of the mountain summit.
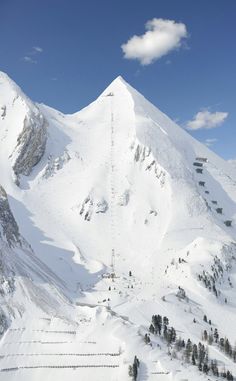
[0,72,236,380]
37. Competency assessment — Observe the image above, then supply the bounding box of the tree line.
[143,313,234,380]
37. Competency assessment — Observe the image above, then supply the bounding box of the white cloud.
[22,46,43,64]
[121,18,188,65]
[204,138,218,147]
[22,56,37,64]
[186,110,228,130]
[33,46,43,53]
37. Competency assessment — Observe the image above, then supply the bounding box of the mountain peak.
[99,75,133,97]
[0,70,20,91]
[0,70,11,81]
[113,75,125,82]
[0,70,29,106]
[110,75,127,85]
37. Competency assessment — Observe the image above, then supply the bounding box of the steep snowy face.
[0,72,47,185]
[0,185,20,247]
[0,74,235,279]
[28,77,177,275]
[32,78,234,275]
[0,183,74,339]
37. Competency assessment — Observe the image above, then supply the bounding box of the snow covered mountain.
[0,71,236,380]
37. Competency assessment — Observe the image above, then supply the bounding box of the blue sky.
[0,0,235,160]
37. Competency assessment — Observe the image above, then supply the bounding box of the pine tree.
[129,356,139,381]
[144,333,150,344]
[149,324,155,334]
[198,343,206,365]
[211,360,219,377]
[163,316,169,326]
[133,363,138,381]
[152,314,162,335]
[192,344,198,360]
[184,339,192,363]
[175,337,183,351]
[220,337,225,349]
[203,363,209,374]
[214,328,219,343]
[208,334,213,345]
[232,347,236,362]
[128,365,133,378]
[134,355,140,368]
[163,324,168,341]
[226,370,233,380]
[169,327,176,343]
[203,330,208,341]
[225,338,231,355]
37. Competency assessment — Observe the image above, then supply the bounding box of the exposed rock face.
[0,247,15,299]
[133,143,166,187]
[95,199,108,213]
[118,190,130,206]
[0,310,8,335]
[0,105,6,119]
[0,185,20,246]
[43,150,71,179]
[79,195,109,221]
[0,186,17,334]
[11,110,47,184]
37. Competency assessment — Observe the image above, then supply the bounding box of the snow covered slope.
[0,71,236,380]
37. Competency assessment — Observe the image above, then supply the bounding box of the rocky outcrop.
[43,150,71,179]
[0,309,8,335]
[0,185,20,247]
[118,190,130,206]
[133,143,166,187]
[95,199,108,213]
[11,109,47,184]
[1,105,6,119]
[79,195,109,221]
